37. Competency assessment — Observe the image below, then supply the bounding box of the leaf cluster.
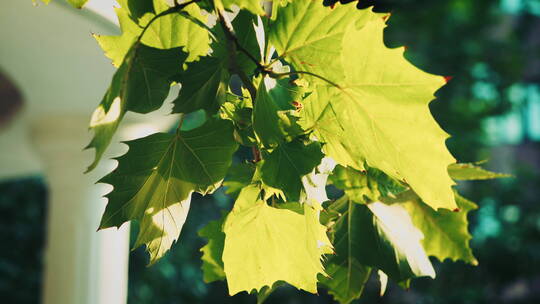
[44,0,511,302]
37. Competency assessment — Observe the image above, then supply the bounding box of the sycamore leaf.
[329,196,435,283]
[261,140,324,201]
[41,0,87,9]
[401,192,479,265]
[99,118,238,264]
[319,259,371,304]
[212,10,262,74]
[86,45,186,171]
[94,0,210,67]
[214,0,266,15]
[299,16,456,210]
[219,93,257,146]
[330,165,406,202]
[173,56,229,114]
[448,163,511,181]
[222,185,331,295]
[268,78,307,110]
[198,215,227,282]
[223,162,256,198]
[116,0,154,21]
[253,81,303,147]
[256,282,286,304]
[172,9,262,115]
[268,0,382,82]
[66,0,87,9]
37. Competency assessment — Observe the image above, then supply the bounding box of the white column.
[29,115,130,304]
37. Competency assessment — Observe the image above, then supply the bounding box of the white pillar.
[29,115,130,304]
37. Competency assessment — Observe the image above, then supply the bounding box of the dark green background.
[1,0,539,303]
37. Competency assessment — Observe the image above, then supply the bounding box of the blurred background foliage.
[1,0,539,303]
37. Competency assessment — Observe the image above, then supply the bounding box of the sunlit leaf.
[448,162,511,181]
[99,118,238,263]
[222,185,331,295]
[86,45,187,171]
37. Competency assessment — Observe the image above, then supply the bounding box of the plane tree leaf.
[86,45,187,171]
[198,215,227,283]
[328,196,435,283]
[253,80,303,147]
[46,1,494,301]
[94,0,210,67]
[260,140,324,201]
[319,259,371,304]
[299,16,456,211]
[268,0,381,82]
[66,0,87,9]
[99,118,238,263]
[400,192,479,264]
[214,0,265,15]
[173,10,261,115]
[448,162,511,181]
[222,185,331,295]
[330,165,406,202]
[173,56,230,114]
[42,0,88,9]
[223,162,256,198]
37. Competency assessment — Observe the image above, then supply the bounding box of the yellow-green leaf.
[198,215,227,282]
[401,192,479,265]
[222,185,331,295]
[95,0,210,67]
[99,118,238,264]
[448,162,511,181]
[299,16,456,210]
[86,45,187,171]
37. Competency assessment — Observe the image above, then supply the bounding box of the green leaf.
[330,165,406,202]
[299,16,456,211]
[269,1,381,82]
[198,215,227,283]
[219,93,257,146]
[67,0,87,9]
[261,140,324,201]
[329,197,435,283]
[40,0,87,8]
[401,192,479,264]
[173,56,229,114]
[223,162,256,198]
[319,259,371,304]
[116,0,153,20]
[255,282,285,304]
[222,185,331,295]
[448,163,511,181]
[99,118,238,264]
[211,10,262,73]
[253,80,303,147]
[94,0,210,67]
[86,45,187,171]
[215,0,265,15]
